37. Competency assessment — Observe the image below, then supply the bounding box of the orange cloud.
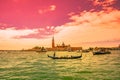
[54,8,120,47]
[66,9,120,29]
[0,27,52,50]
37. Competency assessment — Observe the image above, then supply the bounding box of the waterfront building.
[47,37,82,51]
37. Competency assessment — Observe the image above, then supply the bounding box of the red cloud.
[93,0,116,10]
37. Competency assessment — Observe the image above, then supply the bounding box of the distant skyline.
[0,0,120,50]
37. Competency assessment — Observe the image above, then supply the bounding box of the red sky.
[0,0,120,50]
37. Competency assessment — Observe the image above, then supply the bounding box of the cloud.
[49,5,56,11]
[0,27,53,50]
[0,27,37,39]
[38,5,56,14]
[1,0,120,49]
[0,22,64,40]
[13,26,62,39]
[53,7,120,47]
[92,0,116,10]
[66,9,120,29]
[93,0,116,6]
[6,6,119,47]
[0,23,10,29]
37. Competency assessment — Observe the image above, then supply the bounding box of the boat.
[93,49,111,55]
[47,54,82,59]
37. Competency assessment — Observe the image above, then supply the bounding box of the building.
[48,37,82,51]
[52,36,55,48]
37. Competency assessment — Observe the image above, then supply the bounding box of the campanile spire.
[52,36,55,48]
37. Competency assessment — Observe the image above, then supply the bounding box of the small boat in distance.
[93,49,111,55]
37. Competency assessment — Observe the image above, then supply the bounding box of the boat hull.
[93,51,111,55]
[47,55,82,59]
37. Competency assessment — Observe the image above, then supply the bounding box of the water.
[0,50,120,80]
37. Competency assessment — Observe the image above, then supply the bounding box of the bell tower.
[52,36,55,48]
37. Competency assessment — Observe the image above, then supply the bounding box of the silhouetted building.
[48,37,82,51]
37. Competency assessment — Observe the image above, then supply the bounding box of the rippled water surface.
[0,50,120,80]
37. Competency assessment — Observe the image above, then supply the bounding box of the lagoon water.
[0,50,120,80]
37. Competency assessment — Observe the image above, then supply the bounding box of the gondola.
[47,54,82,59]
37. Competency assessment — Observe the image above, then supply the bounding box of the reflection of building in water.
[48,36,82,51]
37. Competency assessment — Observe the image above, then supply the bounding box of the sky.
[0,0,120,50]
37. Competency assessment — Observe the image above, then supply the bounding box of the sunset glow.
[0,0,120,50]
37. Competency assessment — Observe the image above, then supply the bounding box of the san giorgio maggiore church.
[47,37,82,51]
